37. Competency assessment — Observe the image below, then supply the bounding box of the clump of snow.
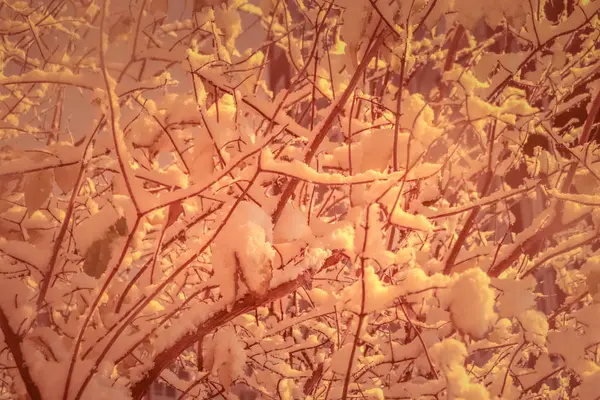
[443,66,490,94]
[81,365,131,400]
[73,198,130,255]
[430,338,467,373]
[260,148,405,185]
[339,266,402,313]
[493,276,537,317]
[446,368,491,400]
[310,220,356,256]
[0,238,50,273]
[518,309,549,346]
[449,268,497,338]
[0,278,36,331]
[308,286,337,307]
[488,318,515,344]
[430,339,490,400]
[395,247,416,267]
[398,268,451,299]
[330,342,363,375]
[390,207,435,231]
[212,201,276,304]
[297,247,332,273]
[273,204,311,243]
[204,326,247,391]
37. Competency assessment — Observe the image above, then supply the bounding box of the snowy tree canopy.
[1,0,600,399]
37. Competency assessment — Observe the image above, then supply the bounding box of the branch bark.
[0,307,42,400]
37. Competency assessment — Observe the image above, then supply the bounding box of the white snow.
[449,268,498,338]
[518,309,549,347]
[0,238,50,273]
[212,201,275,304]
[390,207,434,231]
[430,338,490,399]
[273,204,311,243]
[339,266,402,314]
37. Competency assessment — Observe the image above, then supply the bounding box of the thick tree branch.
[129,269,316,399]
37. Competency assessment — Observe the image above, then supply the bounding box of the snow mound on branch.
[430,339,491,400]
[212,201,275,304]
[330,342,363,375]
[273,204,311,243]
[390,207,434,231]
[82,372,132,400]
[204,327,247,391]
[340,266,402,313]
[518,309,548,347]
[430,338,467,373]
[449,268,497,338]
[494,276,537,318]
[310,219,356,255]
